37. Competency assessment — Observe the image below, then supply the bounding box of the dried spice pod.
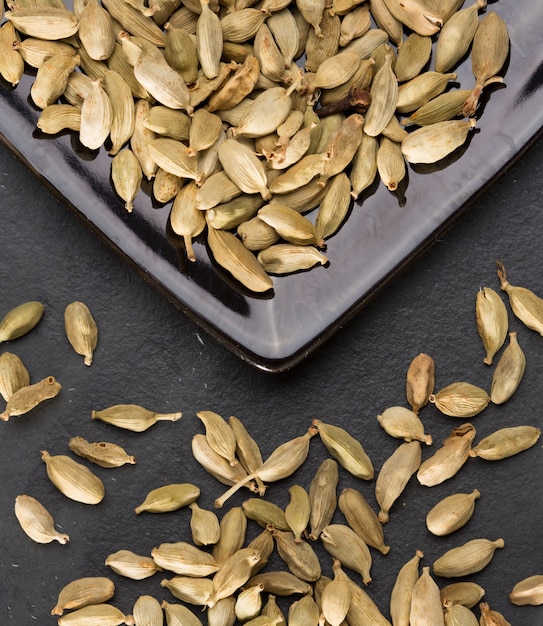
[207,54,260,112]
[188,502,220,546]
[320,559,353,626]
[345,575,391,625]
[490,331,526,404]
[111,149,142,213]
[0,352,30,402]
[410,567,445,626]
[257,243,328,275]
[208,596,237,626]
[246,570,312,597]
[338,487,390,554]
[363,53,398,137]
[164,23,199,85]
[426,489,480,536]
[152,542,220,577]
[68,436,136,468]
[350,132,378,199]
[406,353,435,414]
[106,550,162,580]
[390,549,423,626]
[308,458,338,541]
[242,498,290,531]
[509,575,543,606]
[478,602,511,626]
[64,301,98,366]
[131,99,158,181]
[233,584,264,622]
[161,576,214,606]
[313,418,374,480]
[102,0,165,47]
[0,376,61,421]
[132,595,163,626]
[375,440,422,523]
[15,494,70,545]
[0,22,23,87]
[429,382,489,418]
[433,538,504,578]
[272,528,321,582]
[92,404,182,432]
[440,582,485,609]
[196,0,223,79]
[403,89,473,126]
[321,523,372,585]
[78,0,115,61]
[197,410,238,467]
[417,423,476,487]
[161,601,202,626]
[5,7,80,40]
[207,548,261,608]
[284,485,310,543]
[228,415,265,494]
[56,603,133,625]
[443,600,478,626]
[261,593,285,624]
[135,483,200,514]
[377,136,405,192]
[30,52,81,110]
[0,301,44,343]
[79,78,113,151]
[394,33,432,83]
[396,70,457,114]
[476,286,508,365]
[315,172,351,240]
[247,528,275,576]
[496,261,543,335]
[402,119,476,164]
[41,450,105,504]
[212,506,247,566]
[470,425,540,460]
[104,70,135,156]
[36,104,82,134]
[51,577,115,616]
[259,204,325,248]
[381,0,442,36]
[377,406,432,444]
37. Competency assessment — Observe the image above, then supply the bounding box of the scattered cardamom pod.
[284,484,310,544]
[338,487,390,554]
[429,382,489,418]
[476,286,509,365]
[0,301,44,343]
[469,425,541,460]
[132,595,163,626]
[478,601,512,626]
[151,542,220,577]
[92,404,182,431]
[14,494,70,546]
[410,566,445,626]
[106,549,162,580]
[496,261,543,335]
[135,483,200,514]
[64,301,98,366]
[321,523,373,585]
[426,489,480,536]
[377,406,432,444]
[509,575,543,606]
[440,581,485,609]
[41,450,105,505]
[51,577,115,616]
[0,376,61,421]
[390,549,424,626]
[57,603,134,626]
[0,352,30,402]
[406,352,435,414]
[433,538,505,578]
[68,436,136,468]
[490,331,526,404]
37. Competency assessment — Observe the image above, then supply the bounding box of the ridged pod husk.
[287,594,319,626]
[0,352,30,402]
[214,426,318,507]
[319,559,353,626]
[261,594,285,624]
[237,217,282,250]
[394,33,432,83]
[377,406,432,444]
[41,450,105,504]
[258,204,324,248]
[375,440,421,523]
[234,585,263,622]
[271,528,321,581]
[246,571,312,596]
[36,104,82,134]
[15,494,70,546]
[78,0,115,61]
[0,301,44,343]
[417,423,476,487]
[15,38,75,69]
[321,523,373,585]
[68,436,136,468]
[161,575,214,605]
[322,113,365,179]
[134,55,193,113]
[143,106,191,142]
[135,483,200,514]
[228,415,266,494]
[284,484,310,543]
[381,0,442,36]
[105,550,161,580]
[313,418,374,480]
[396,71,457,114]
[64,301,98,366]
[403,89,473,126]
[339,4,371,46]
[429,382,489,418]
[440,581,485,609]
[189,502,220,546]
[106,42,150,100]
[479,602,512,626]
[509,575,543,606]
[130,99,158,181]
[102,0,165,47]
[308,458,338,541]
[496,261,543,335]
[212,506,247,566]
[207,547,261,608]
[338,487,390,554]
[0,376,61,421]
[161,601,203,626]
[426,489,480,536]
[208,596,237,626]
[207,55,260,112]
[433,538,505,578]
[247,528,275,575]
[364,53,398,137]
[402,119,476,164]
[476,286,508,365]
[92,403,182,431]
[56,603,133,625]
[370,0,403,48]
[132,595,163,625]
[377,136,405,192]
[164,23,199,85]
[5,7,80,40]
[80,78,113,150]
[410,567,445,626]
[490,331,526,404]
[187,109,223,156]
[197,409,238,467]
[52,577,115,616]
[111,149,142,213]
[315,172,352,240]
[296,0,326,36]
[220,8,266,43]
[405,352,435,413]
[234,87,295,139]
[149,138,200,183]
[0,22,24,86]
[266,8,299,69]
[152,542,220,577]
[218,138,272,200]
[197,172,242,212]
[443,600,478,626]
[197,0,223,79]
[350,132,378,199]
[389,549,423,626]
[345,575,392,626]
[469,425,541,461]
[104,70,135,156]
[242,498,290,531]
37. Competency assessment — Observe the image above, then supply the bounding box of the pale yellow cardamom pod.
[321,523,372,586]
[476,286,508,365]
[0,301,44,343]
[37,104,82,135]
[246,528,275,576]
[228,415,266,495]
[394,33,432,82]
[207,547,261,608]
[42,450,105,504]
[160,575,214,605]
[429,381,489,417]
[68,436,136,468]
[426,489,480,536]
[0,376,62,421]
[308,458,338,541]
[189,501,221,546]
[57,603,134,626]
[377,406,432,444]
[401,119,477,164]
[15,38,75,70]
[15,494,70,545]
[208,596,237,626]
[92,404,182,432]
[410,566,445,626]
[51,577,115,616]
[284,484,310,544]
[111,149,142,213]
[104,70,136,157]
[258,203,325,248]
[246,571,312,597]
[78,0,115,61]
[132,595,163,626]
[288,594,320,626]
[440,581,485,609]
[377,136,405,192]
[319,559,353,626]
[381,0,442,36]
[509,575,543,606]
[242,498,290,531]
[212,506,247,566]
[135,483,200,514]
[153,168,184,204]
[152,542,220,577]
[79,78,113,150]
[363,53,398,137]
[345,574,391,625]
[106,550,162,580]
[443,599,479,626]
[5,7,80,40]
[496,261,543,335]
[339,4,371,47]
[261,593,285,624]
[490,331,526,404]
[403,89,473,126]
[396,70,457,114]
[64,301,98,366]
[479,601,512,626]
[257,243,328,275]
[196,0,223,79]
[161,601,202,626]
[469,425,541,461]
[0,21,24,87]
[406,352,435,414]
[197,409,239,467]
[433,538,505,578]
[0,352,30,402]
[390,549,424,626]
[271,528,321,582]
[338,487,390,554]
[234,584,264,622]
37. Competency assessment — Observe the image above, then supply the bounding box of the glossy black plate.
[1,2,543,372]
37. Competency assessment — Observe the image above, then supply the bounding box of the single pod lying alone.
[105,549,162,580]
[433,538,504,578]
[496,261,543,335]
[15,494,70,545]
[425,489,480,536]
[57,603,134,626]
[0,375,61,421]
[51,577,115,616]
[490,332,526,404]
[469,425,541,461]
[406,352,435,414]
[64,301,98,366]
[0,300,44,343]
[41,450,105,504]
[401,119,476,164]
[92,404,182,432]
[476,286,508,365]
[509,575,543,606]
[429,382,489,418]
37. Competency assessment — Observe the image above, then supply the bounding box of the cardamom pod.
[161,576,214,605]
[242,499,290,531]
[406,352,435,414]
[410,567,445,626]
[105,550,162,580]
[321,523,372,585]
[377,406,432,444]
[68,436,136,468]
[152,542,220,577]
[288,594,320,626]
[189,502,221,546]
[429,382,489,417]
[197,0,223,79]
[440,582,485,609]
[0,352,30,402]
[132,595,163,626]
[57,603,133,626]
[246,571,312,597]
[197,410,239,467]
[235,584,264,622]
[111,149,142,213]
[41,450,105,504]
[15,494,70,545]
[135,483,200,514]
[212,506,247,566]
[64,301,98,366]
[0,301,44,343]
[490,331,526,404]
[479,601,512,626]
[5,7,80,40]
[284,484,310,544]
[338,487,390,554]
[443,599,478,626]
[51,577,115,616]
[469,425,541,460]
[207,548,261,608]
[92,404,182,431]
[271,527,321,582]
[401,119,477,164]
[426,489,480,536]
[509,575,543,606]
[476,286,508,365]
[0,376,61,421]
[433,538,505,578]
[496,261,543,335]
[161,601,203,626]
[390,549,424,626]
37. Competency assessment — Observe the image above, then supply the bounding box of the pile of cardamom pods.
[2,262,543,624]
[0,0,510,292]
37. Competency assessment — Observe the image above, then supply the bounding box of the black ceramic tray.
[1,2,542,372]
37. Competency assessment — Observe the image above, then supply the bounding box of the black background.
[1,134,542,624]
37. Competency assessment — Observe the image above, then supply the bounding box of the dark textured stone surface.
[1,136,543,624]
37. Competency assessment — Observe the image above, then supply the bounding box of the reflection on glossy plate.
[1,2,543,372]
